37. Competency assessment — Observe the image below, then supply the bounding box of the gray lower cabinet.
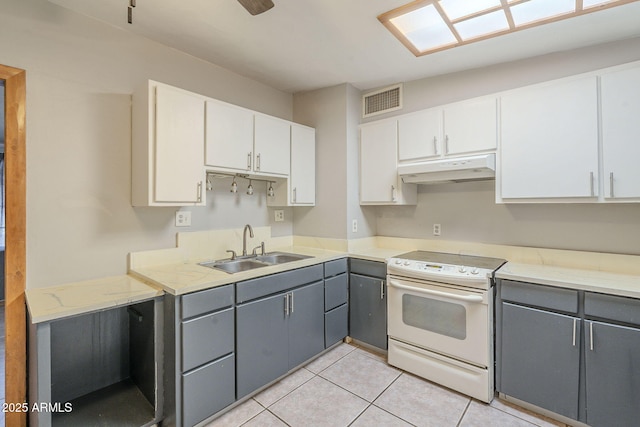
[497,279,640,427]
[236,265,325,399]
[500,302,580,420]
[164,285,235,427]
[583,293,640,427]
[349,258,387,350]
[324,258,348,348]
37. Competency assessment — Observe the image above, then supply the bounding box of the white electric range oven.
[387,251,505,403]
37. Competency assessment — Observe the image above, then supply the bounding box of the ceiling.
[48,0,640,93]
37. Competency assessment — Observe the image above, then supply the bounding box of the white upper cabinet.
[397,97,497,163]
[398,109,441,162]
[360,120,416,205]
[443,97,497,156]
[499,76,599,201]
[600,65,640,200]
[205,104,290,177]
[267,124,316,207]
[254,115,291,176]
[289,125,316,205]
[205,100,254,173]
[132,81,206,206]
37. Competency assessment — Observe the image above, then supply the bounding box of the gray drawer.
[182,353,235,427]
[500,280,578,314]
[585,292,640,327]
[325,273,348,311]
[236,264,323,304]
[350,258,386,278]
[324,258,348,278]
[325,304,348,348]
[182,307,234,372]
[182,285,234,320]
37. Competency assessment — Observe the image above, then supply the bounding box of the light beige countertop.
[496,262,640,299]
[26,275,164,324]
[130,246,357,295]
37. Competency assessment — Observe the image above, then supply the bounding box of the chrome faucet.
[242,224,254,256]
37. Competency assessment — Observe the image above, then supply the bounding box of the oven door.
[387,275,491,367]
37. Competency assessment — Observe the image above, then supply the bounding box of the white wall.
[371,37,640,256]
[292,85,348,239]
[0,0,293,288]
[292,84,376,240]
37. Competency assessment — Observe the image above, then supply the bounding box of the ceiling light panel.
[438,0,501,20]
[454,10,509,40]
[379,0,640,56]
[510,0,576,26]
[389,4,456,51]
[582,0,618,7]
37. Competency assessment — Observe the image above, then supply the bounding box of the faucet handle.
[226,250,237,260]
[252,242,266,256]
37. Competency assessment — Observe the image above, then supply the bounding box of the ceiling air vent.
[363,84,402,118]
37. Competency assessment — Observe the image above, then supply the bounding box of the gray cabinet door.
[236,292,289,398]
[500,302,580,420]
[585,320,640,427]
[288,281,325,368]
[182,353,235,427]
[349,273,387,350]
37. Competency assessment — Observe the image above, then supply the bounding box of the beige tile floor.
[206,342,565,427]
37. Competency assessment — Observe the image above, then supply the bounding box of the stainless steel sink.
[199,251,312,274]
[199,258,269,274]
[256,252,312,265]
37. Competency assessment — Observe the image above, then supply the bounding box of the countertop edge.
[26,275,165,324]
[496,262,640,299]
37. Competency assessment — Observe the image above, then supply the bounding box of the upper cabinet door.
[500,76,599,200]
[254,115,290,176]
[600,66,640,200]
[290,125,316,205]
[398,109,441,162]
[360,120,399,204]
[443,97,497,156]
[205,101,254,172]
[154,85,205,204]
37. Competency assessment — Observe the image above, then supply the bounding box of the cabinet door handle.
[196,181,203,203]
[589,321,594,351]
[445,135,450,154]
[391,185,397,202]
[293,187,297,203]
[590,172,595,197]
[610,172,615,198]
[284,293,289,316]
[256,153,261,171]
[290,292,294,314]
[433,136,438,155]
[247,152,252,170]
[380,280,385,300]
[572,318,577,347]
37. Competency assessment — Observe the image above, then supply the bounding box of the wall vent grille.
[362,84,402,118]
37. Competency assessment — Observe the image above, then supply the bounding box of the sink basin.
[256,252,312,265]
[199,251,313,274]
[199,258,269,274]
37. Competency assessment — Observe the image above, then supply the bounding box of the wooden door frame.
[1,64,27,427]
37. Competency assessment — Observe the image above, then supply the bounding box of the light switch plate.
[175,211,192,227]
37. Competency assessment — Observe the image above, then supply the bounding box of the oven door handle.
[388,280,484,303]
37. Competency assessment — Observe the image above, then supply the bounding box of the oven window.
[402,294,467,340]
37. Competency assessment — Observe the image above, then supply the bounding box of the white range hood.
[398,153,496,184]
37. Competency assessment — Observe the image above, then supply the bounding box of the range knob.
[471,268,479,275]
[458,266,467,273]
[395,259,402,265]
[403,260,411,266]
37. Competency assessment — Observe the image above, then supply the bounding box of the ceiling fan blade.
[237,0,274,15]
